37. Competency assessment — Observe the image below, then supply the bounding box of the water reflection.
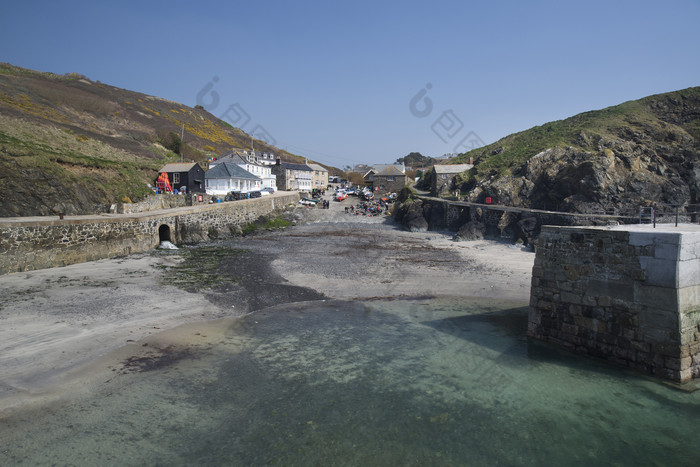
[1,298,699,466]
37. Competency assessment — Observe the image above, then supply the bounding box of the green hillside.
[0,63,320,216]
[448,87,700,213]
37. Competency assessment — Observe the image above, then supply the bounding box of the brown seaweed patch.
[119,345,197,374]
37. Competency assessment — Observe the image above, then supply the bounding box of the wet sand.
[0,194,535,414]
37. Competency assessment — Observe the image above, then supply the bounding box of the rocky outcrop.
[393,198,429,232]
[454,221,485,241]
[467,143,695,214]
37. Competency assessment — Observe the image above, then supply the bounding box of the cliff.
[451,87,700,215]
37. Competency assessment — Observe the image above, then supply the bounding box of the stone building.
[425,163,473,196]
[271,161,313,191]
[372,166,407,192]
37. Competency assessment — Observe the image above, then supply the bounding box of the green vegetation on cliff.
[454,87,700,176]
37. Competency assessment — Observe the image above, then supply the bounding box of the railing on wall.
[637,204,700,228]
[422,195,700,229]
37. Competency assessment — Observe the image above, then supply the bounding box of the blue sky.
[1,0,699,167]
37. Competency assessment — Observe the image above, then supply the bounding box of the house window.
[387,176,395,182]
[441,174,447,180]
[173,173,180,184]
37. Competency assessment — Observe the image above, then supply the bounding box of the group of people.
[344,200,391,216]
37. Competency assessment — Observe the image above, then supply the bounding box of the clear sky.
[1,0,699,168]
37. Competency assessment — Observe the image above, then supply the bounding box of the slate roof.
[212,152,263,167]
[433,164,473,174]
[159,163,198,173]
[306,163,328,172]
[373,163,405,173]
[375,166,406,176]
[280,162,313,171]
[205,162,260,180]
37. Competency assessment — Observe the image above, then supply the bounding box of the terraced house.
[307,163,329,189]
[271,160,313,191]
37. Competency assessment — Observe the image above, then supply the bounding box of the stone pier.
[528,224,700,383]
[0,192,299,275]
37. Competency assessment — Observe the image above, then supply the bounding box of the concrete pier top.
[545,223,700,233]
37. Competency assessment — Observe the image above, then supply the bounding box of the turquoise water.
[1,297,699,466]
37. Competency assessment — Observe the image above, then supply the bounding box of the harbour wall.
[0,192,299,275]
[408,196,637,244]
[528,225,700,383]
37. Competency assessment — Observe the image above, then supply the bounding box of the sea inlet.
[1,297,699,465]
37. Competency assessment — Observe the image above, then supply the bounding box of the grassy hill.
[448,87,700,213]
[0,63,318,216]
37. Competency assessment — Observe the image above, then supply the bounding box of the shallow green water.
[1,298,699,466]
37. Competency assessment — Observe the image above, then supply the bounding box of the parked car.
[261,187,275,195]
[249,191,262,198]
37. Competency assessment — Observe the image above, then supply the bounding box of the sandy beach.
[0,194,535,414]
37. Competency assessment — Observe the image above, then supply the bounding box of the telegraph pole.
[180,122,185,162]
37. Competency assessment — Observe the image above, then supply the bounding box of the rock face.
[513,217,538,246]
[459,87,700,215]
[393,199,429,232]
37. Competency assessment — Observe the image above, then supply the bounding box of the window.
[173,173,180,183]
[387,176,395,182]
[441,174,447,180]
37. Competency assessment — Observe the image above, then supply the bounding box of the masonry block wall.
[528,225,700,382]
[0,193,299,275]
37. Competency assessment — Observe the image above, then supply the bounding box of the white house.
[211,152,277,192]
[205,162,261,195]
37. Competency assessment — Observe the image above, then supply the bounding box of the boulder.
[513,217,538,246]
[454,221,486,241]
[406,201,429,232]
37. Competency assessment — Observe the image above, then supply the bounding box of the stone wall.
[112,193,220,214]
[528,225,700,383]
[0,193,299,275]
